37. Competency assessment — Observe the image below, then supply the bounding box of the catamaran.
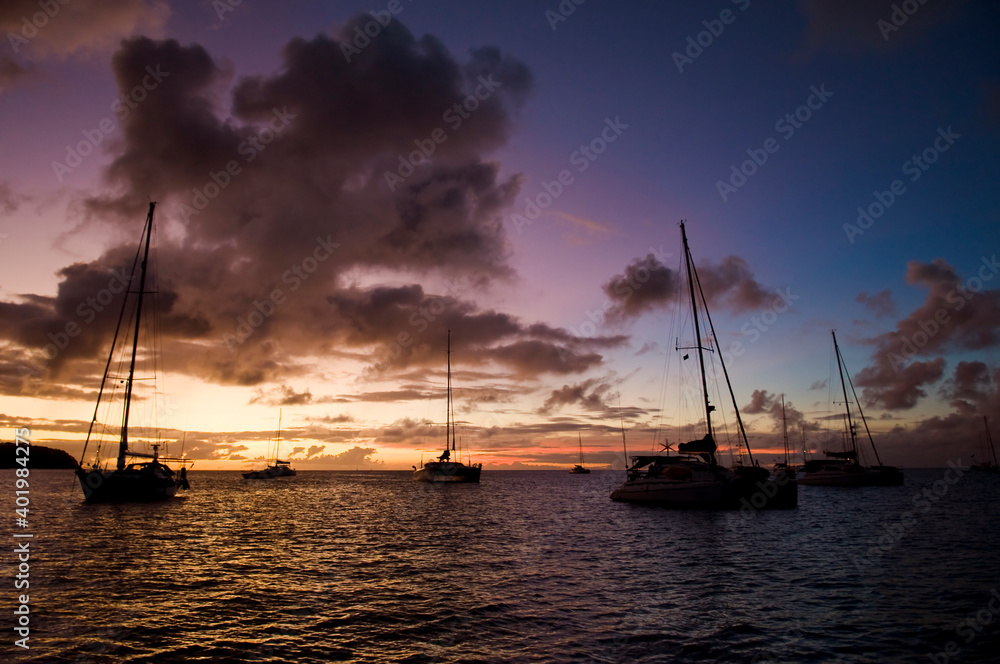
[798,331,903,486]
[569,432,590,474]
[244,410,297,479]
[413,331,482,483]
[610,221,796,509]
[76,202,191,503]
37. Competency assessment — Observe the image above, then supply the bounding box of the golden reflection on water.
[10,469,1000,663]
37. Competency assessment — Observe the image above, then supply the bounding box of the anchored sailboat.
[771,395,798,482]
[971,416,999,473]
[610,221,796,508]
[244,410,297,479]
[798,331,903,486]
[76,202,191,503]
[569,432,590,474]
[413,331,482,483]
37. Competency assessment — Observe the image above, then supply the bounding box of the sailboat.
[243,410,297,479]
[569,432,590,474]
[971,416,999,473]
[413,331,483,483]
[798,331,903,486]
[76,202,191,503]
[610,221,796,509]
[771,395,797,482]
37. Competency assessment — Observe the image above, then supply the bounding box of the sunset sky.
[1,0,998,470]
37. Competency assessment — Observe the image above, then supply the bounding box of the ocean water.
[5,468,1000,663]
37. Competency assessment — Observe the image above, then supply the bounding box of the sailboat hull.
[243,464,297,480]
[76,467,179,503]
[412,462,481,483]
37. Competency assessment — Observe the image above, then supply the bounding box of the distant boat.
[76,202,191,503]
[771,394,797,484]
[413,331,482,483]
[244,410,297,480]
[569,432,590,474]
[798,331,903,487]
[971,416,999,473]
[610,221,796,509]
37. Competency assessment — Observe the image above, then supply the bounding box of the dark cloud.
[743,389,774,414]
[741,389,810,433]
[873,362,1000,463]
[0,0,166,63]
[940,360,993,415]
[0,26,623,396]
[602,253,775,321]
[539,378,614,414]
[856,357,947,411]
[856,290,895,318]
[697,256,774,313]
[0,244,209,386]
[856,258,1000,410]
[602,254,678,320]
[326,284,622,377]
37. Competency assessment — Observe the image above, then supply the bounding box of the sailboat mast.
[986,416,998,467]
[275,408,282,462]
[618,390,629,469]
[119,202,156,471]
[689,245,756,466]
[844,364,884,466]
[578,432,584,464]
[781,394,790,464]
[832,330,857,458]
[681,221,713,436]
[447,330,454,453]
